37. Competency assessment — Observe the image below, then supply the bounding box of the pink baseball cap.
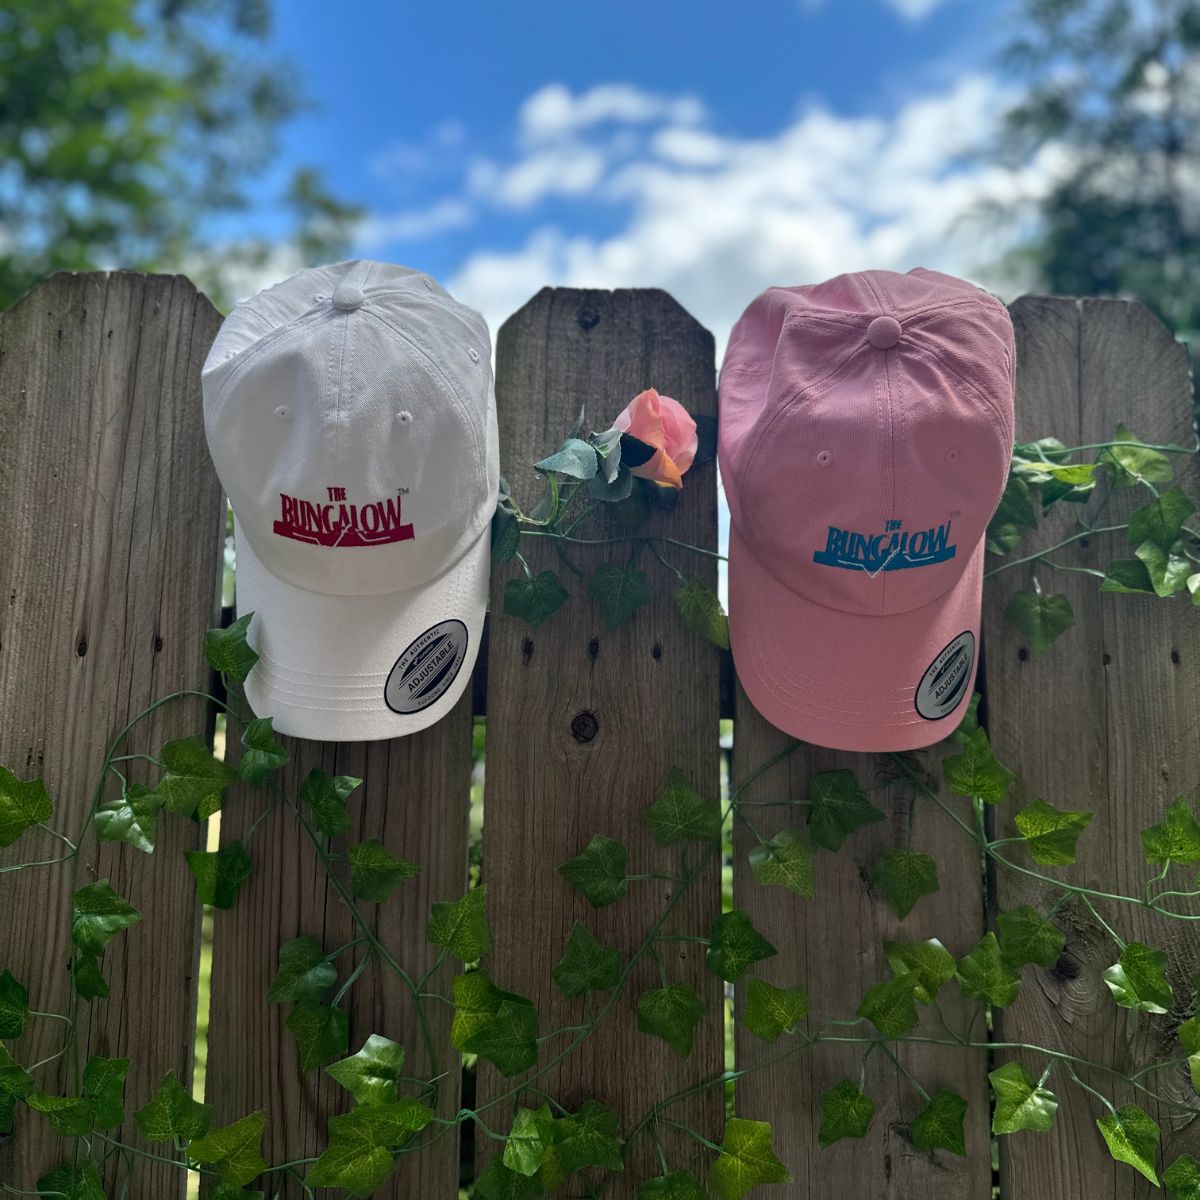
[719,268,1015,752]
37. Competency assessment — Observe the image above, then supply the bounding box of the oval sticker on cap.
[385,620,468,715]
[914,631,975,722]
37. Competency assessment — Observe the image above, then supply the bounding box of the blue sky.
[227,0,1055,349]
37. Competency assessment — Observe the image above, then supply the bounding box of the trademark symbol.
[398,487,410,495]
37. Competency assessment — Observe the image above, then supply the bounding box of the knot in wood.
[570,710,600,743]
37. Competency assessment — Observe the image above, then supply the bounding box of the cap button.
[331,284,365,312]
[867,315,902,349]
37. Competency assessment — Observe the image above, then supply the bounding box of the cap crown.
[202,260,497,598]
[719,268,1014,617]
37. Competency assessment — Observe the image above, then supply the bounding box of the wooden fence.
[0,271,1197,1199]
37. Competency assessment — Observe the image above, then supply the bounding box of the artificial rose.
[611,388,698,489]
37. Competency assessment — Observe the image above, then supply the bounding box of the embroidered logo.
[273,485,414,547]
[813,518,956,574]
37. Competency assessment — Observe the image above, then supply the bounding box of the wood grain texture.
[203,696,474,1197]
[731,699,992,1198]
[0,272,225,1193]
[984,297,1200,1198]
[479,288,722,1195]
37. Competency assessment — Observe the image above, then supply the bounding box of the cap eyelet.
[313,293,325,302]
[467,347,480,363]
[274,404,291,420]
[817,449,833,467]
[945,446,960,464]
[396,410,413,424]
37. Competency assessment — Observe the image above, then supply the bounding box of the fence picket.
[479,287,723,1195]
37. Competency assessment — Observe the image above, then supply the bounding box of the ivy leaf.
[35,1161,107,1200]
[473,1156,544,1200]
[857,974,920,1039]
[27,1091,96,1135]
[637,1171,707,1199]
[0,970,28,1039]
[1104,941,1174,1013]
[71,881,140,955]
[73,954,108,1001]
[986,474,1038,556]
[1141,797,1200,865]
[956,932,1021,1007]
[1190,573,1200,608]
[1128,485,1195,548]
[0,1044,33,1136]
[818,1080,875,1147]
[996,907,1065,970]
[307,1100,432,1195]
[1166,1155,1200,1199]
[643,769,721,846]
[205,612,259,683]
[872,849,939,919]
[267,936,335,1005]
[742,979,808,1043]
[426,886,492,963]
[552,922,622,998]
[154,737,238,820]
[504,571,569,627]
[286,1000,348,1069]
[186,841,253,909]
[747,828,814,897]
[587,564,651,630]
[535,437,599,480]
[990,1061,1057,1134]
[460,997,539,1076]
[503,1103,554,1177]
[491,506,520,563]
[1004,589,1074,655]
[450,970,538,1070]
[347,839,419,902]
[77,1056,128,1131]
[1102,557,1158,594]
[807,769,884,851]
[1136,539,1193,597]
[135,1070,210,1143]
[211,1187,263,1200]
[0,767,53,848]
[673,578,729,649]
[710,1117,790,1199]
[943,728,1013,804]
[637,983,705,1058]
[550,1099,624,1173]
[882,939,956,1006]
[1014,799,1093,866]
[326,1035,407,1107]
[95,783,162,854]
[299,768,361,837]
[1097,424,1174,488]
[557,835,628,907]
[1096,1103,1161,1185]
[911,1089,967,1156]
[238,718,288,787]
[706,910,777,982]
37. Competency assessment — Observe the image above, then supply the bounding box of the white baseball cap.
[201,259,498,741]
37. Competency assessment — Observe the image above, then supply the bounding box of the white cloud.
[887,0,952,17]
[358,198,473,245]
[445,75,1063,353]
[519,82,705,145]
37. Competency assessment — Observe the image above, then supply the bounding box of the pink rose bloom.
[612,388,698,490]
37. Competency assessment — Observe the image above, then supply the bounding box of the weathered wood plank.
[0,272,225,1193]
[984,297,1200,1198]
[479,288,722,1194]
[203,695,474,1197]
[731,701,992,1196]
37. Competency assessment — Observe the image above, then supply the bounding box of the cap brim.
[729,523,981,752]
[234,514,486,741]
